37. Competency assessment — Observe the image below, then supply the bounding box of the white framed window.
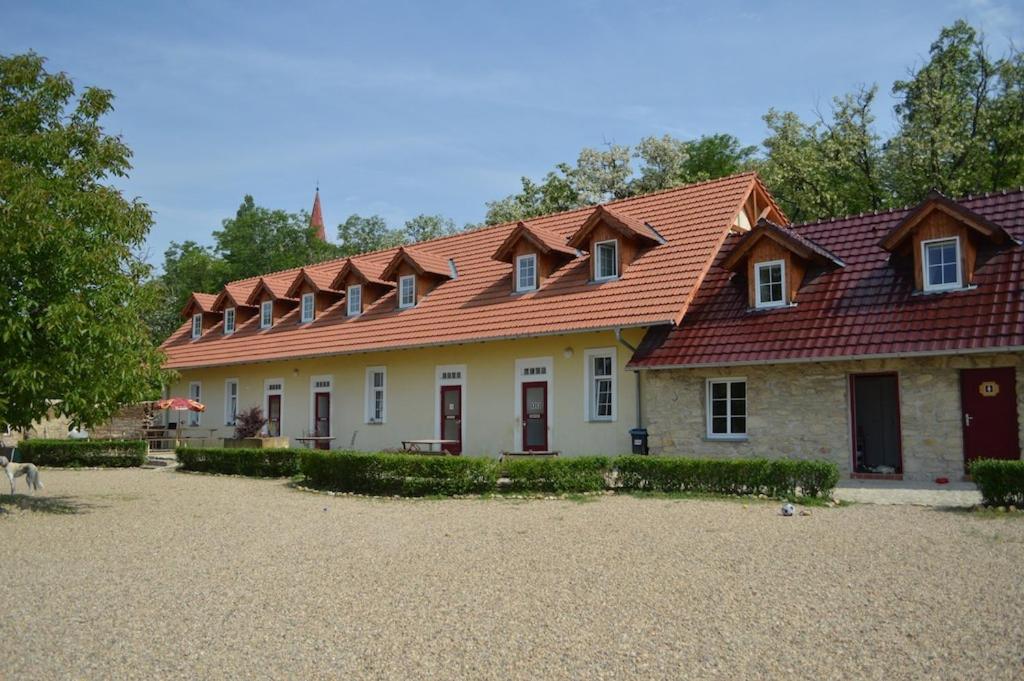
[706,378,747,439]
[399,275,416,308]
[347,285,362,316]
[224,307,236,335]
[594,240,619,281]
[921,237,962,292]
[191,313,203,339]
[224,379,238,426]
[754,260,786,308]
[584,347,617,421]
[365,367,387,423]
[188,381,201,426]
[260,300,273,328]
[515,254,538,292]
[301,292,315,323]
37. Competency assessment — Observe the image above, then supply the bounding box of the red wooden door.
[522,381,548,451]
[961,367,1020,466]
[440,385,462,454]
[314,392,330,449]
[267,394,282,437]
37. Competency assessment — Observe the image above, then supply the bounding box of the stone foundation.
[641,353,1024,481]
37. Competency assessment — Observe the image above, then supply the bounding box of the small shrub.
[300,450,498,496]
[971,459,1024,507]
[615,456,838,498]
[176,447,300,477]
[17,439,147,467]
[233,407,267,439]
[501,456,610,493]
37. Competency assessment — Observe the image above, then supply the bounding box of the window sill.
[703,435,749,442]
[914,284,975,296]
[364,420,385,426]
[748,302,796,312]
[586,418,616,424]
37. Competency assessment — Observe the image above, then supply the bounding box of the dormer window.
[301,292,315,323]
[260,300,273,329]
[347,285,362,316]
[224,307,236,335]
[922,237,962,292]
[594,240,619,281]
[515,254,537,292]
[399,275,416,309]
[754,260,786,308]
[191,313,203,339]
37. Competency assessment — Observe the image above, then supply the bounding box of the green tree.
[213,196,335,279]
[0,52,166,428]
[760,87,886,221]
[681,133,757,182]
[885,21,997,201]
[147,241,228,340]
[336,214,404,255]
[402,213,460,243]
[484,166,580,224]
[573,143,632,204]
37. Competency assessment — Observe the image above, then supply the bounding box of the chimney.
[310,187,326,241]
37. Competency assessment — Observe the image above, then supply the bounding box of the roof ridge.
[789,186,1024,231]
[218,172,762,290]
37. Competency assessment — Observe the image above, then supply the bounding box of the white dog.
[0,456,43,494]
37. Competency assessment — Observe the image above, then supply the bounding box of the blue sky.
[3,0,1022,266]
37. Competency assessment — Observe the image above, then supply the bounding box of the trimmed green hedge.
[176,447,301,477]
[300,450,498,496]
[971,459,1024,507]
[616,456,838,498]
[501,456,609,493]
[16,439,147,467]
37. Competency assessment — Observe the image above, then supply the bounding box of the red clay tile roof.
[630,189,1024,368]
[880,189,1018,251]
[211,283,257,312]
[492,221,578,263]
[721,219,845,271]
[180,292,218,317]
[160,172,766,369]
[566,204,663,249]
[245,277,297,306]
[284,267,340,298]
[380,246,453,281]
[329,258,394,290]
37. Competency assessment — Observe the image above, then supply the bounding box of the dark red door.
[314,392,330,449]
[522,381,548,451]
[267,394,282,437]
[961,367,1020,466]
[440,385,462,454]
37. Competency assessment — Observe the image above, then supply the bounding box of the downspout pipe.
[614,328,642,430]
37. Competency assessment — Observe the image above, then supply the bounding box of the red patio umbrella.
[154,398,206,446]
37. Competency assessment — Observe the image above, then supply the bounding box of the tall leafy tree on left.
[0,52,169,429]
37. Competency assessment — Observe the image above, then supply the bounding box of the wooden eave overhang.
[566,205,664,250]
[879,191,1019,251]
[721,219,846,272]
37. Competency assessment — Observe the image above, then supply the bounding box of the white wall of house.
[167,328,644,456]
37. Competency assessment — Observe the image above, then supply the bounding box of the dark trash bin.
[629,428,649,455]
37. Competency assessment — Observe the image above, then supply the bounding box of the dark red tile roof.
[630,189,1024,368]
[160,173,765,369]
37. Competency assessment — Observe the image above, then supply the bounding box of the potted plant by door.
[223,407,288,449]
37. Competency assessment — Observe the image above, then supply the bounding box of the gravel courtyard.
[2,469,1022,680]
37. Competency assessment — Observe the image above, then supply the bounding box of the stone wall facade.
[641,352,1024,481]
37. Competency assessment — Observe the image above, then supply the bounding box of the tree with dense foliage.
[402,213,459,242]
[336,214,404,256]
[0,52,166,428]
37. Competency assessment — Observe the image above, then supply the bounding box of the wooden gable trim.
[880,192,1017,252]
[721,220,844,272]
[566,205,663,250]
[380,247,452,282]
[492,221,577,264]
[329,260,395,291]
[211,289,256,313]
[180,293,218,319]
[245,278,298,307]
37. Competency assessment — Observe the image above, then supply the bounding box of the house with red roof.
[630,189,1024,480]
[162,178,1023,479]
[162,174,781,455]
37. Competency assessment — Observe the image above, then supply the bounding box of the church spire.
[310,186,326,241]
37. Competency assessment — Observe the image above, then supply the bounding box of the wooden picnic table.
[401,439,460,455]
